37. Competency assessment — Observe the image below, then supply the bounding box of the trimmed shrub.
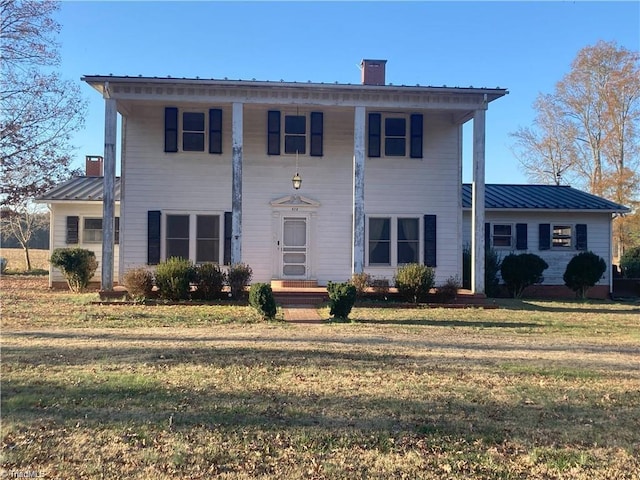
[462,245,502,297]
[227,263,253,299]
[394,263,435,303]
[620,246,640,278]
[500,253,548,298]
[563,251,606,299]
[350,272,371,297]
[193,263,226,300]
[154,257,195,301]
[249,283,277,320]
[123,267,154,300]
[327,281,357,320]
[0,257,7,274]
[50,248,99,292]
[435,276,460,304]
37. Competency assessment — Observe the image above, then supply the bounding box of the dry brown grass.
[0,247,49,272]
[2,276,639,479]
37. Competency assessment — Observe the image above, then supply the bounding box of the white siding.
[121,104,462,285]
[50,203,120,285]
[463,210,613,286]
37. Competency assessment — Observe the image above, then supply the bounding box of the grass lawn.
[1,276,639,479]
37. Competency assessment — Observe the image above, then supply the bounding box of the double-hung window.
[552,225,572,248]
[368,217,421,266]
[164,107,223,153]
[284,115,306,154]
[81,217,120,244]
[165,213,221,263]
[268,110,324,156]
[492,224,513,248]
[368,113,423,158]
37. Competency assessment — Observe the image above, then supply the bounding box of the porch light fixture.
[292,150,302,190]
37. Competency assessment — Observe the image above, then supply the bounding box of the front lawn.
[2,276,639,479]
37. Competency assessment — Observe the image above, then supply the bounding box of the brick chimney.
[361,59,387,86]
[85,155,104,176]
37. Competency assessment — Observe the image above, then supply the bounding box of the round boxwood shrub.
[620,246,640,278]
[394,263,435,303]
[154,257,195,301]
[193,263,226,300]
[500,253,548,298]
[50,247,98,292]
[563,251,606,299]
[327,281,357,320]
[249,282,277,320]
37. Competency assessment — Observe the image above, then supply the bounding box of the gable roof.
[462,184,629,213]
[35,176,121,203]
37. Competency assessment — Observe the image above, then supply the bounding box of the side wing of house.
[463,210,614,296]
[49,202,121,287]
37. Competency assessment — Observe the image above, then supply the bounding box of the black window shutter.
[368,113,381,157]
[485,222,491,248]
[164,107,178,153]
[576,224,587,250]
[539,224,551,250]
[516,223,527,250]
[209,108,222,154]
[223,212,232,265]
[310,112,323,157]
[115,217,120,245]
[148,210,161,265]
[66,216,79,244]
[410,114,423,158]
[267,110,281,155]
[424,215,437,267]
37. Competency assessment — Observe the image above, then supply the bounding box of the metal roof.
[462,184,629,213]
[37,177,628,213]
[36,176,121,202]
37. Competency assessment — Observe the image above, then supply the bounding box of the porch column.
[471,99,487,295]
[231,102,243,265]
[352,106,366,274]
[101,94,117,291]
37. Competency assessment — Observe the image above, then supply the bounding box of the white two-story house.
[59,60,508,292]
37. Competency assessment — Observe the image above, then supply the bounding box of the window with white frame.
[182,112,205,151]
[492,224,513,248]
[368,216,421,266]
[284,115,306,154]
[82,217,119,244]
[384,117,407,156]
[165,213,221,263]
[552,225,572,248]
[368,113,423,158]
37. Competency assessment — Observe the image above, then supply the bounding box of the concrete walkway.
[282,305,325,325]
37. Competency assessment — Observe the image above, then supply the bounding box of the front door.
[282,216,307,278]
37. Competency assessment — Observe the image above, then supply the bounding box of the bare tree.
[511,41,640,253]
[1,202,48,270]
[1,0,85,202]
[0,0,85,268]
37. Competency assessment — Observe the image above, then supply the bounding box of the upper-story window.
[164,107,222,154]
[368,113,423,158]
[492,224,513,248]
[267,110,323,156]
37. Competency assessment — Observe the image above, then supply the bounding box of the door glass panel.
[284,220,306,246]
[283,265,305,276]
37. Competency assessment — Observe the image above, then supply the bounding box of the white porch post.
[352,106,366,274]
[471,100,487,295]
[231,102,243,265]
[101,94,117,290]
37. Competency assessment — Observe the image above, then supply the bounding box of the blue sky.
[56,1,639,183]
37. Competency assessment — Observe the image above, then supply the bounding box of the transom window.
[165,213,221,263]
[492,224,513,248]
[553,225,572,248]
